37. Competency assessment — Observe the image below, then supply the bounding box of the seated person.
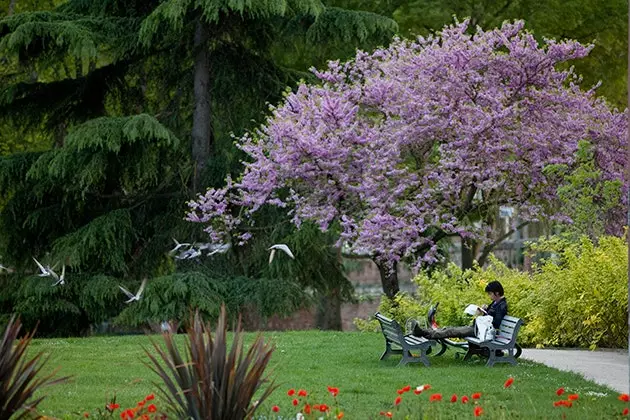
[413,281,507,339]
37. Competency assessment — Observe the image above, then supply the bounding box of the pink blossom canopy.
[187,20,627,267]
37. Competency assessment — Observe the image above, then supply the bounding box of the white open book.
[464,304,488,316]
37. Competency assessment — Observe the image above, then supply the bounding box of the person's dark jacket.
[486,297,508,329]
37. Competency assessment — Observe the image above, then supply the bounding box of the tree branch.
[477,221,528,267]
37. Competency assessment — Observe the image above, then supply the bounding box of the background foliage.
[359,235,628,349]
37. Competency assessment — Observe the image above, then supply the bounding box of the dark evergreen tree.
[0,0,397,334]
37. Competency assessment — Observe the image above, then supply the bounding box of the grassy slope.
[32,331,625,419]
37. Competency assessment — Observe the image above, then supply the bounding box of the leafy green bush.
[358,235,627,349]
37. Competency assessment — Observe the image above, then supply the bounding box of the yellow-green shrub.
[357,235,627,349]
[526,235,627,349]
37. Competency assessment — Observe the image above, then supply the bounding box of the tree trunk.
[461,237,477,270]
[191,19,212,193]
[375,259,399,299]
[7,0,16,16]
[316,289,342,330]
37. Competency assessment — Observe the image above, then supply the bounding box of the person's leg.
[413,325,474,339]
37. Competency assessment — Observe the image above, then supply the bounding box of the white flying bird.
[207,243,231,256]
[169,238,191,255]
[119,278,147,303]
[33,257,51,277]
[175,248,202,260]
[268,244,295,264]
[52,265,66,286]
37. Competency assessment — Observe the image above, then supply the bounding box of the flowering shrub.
[358,235,628,349]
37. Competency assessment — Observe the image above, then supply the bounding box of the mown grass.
[31,331,625,419]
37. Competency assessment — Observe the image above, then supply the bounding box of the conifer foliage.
[0,0,397,333]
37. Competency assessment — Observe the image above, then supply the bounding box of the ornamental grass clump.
[0,315,69,419]
[144,305,276,420]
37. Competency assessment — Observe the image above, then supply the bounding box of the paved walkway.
[522,348,629,393]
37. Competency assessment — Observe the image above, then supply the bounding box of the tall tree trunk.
[375,259,399,299]
[461,237,477,270]
[7,0,16,16]
[316,289,342,330]
[191,19,212,193]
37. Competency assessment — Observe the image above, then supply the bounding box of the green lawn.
[31,331,625,419]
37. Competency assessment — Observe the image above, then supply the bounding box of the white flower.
[296,413,305,420]
[416,385,425,393]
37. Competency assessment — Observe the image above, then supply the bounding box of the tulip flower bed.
[31,331,626,418]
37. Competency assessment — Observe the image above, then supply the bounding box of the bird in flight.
[169,238,191,255]
[33,257,52,277]
[52,265,66,286]
[268,244,295,264]
[119,278,147,303]
[33,257,65,286]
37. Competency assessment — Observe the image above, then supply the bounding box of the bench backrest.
[375,312,404,344]
[495,315,523,345]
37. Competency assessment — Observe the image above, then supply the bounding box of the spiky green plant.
[0,315,69,419]
[144,305,276,419]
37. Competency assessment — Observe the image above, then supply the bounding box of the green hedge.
[356,235,628,349]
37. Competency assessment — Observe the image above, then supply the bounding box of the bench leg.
[486,351,497,367]
[398,349,431,367]
[381,342,402,360]
[417,350,431,367]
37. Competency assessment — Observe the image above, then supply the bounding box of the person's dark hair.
[485,281,504,296]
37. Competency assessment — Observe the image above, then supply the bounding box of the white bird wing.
[119,285,136,299]
[33,257,49,276]
[60,265,65,281]
[135,278,147,299]
[169,238,182,254]
[270,244,295,259]
[268,249,276,264]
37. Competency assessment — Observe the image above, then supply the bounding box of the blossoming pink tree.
[187,20,627,298]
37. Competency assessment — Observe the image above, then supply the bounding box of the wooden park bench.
[375,312,436,367]
[464,315,523,367]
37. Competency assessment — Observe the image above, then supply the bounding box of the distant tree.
[188,21,626,297]
[392,0,628,107]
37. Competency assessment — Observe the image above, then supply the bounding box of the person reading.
[412,281,508,339]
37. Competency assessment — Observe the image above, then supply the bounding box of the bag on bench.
[474,315,496,342]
